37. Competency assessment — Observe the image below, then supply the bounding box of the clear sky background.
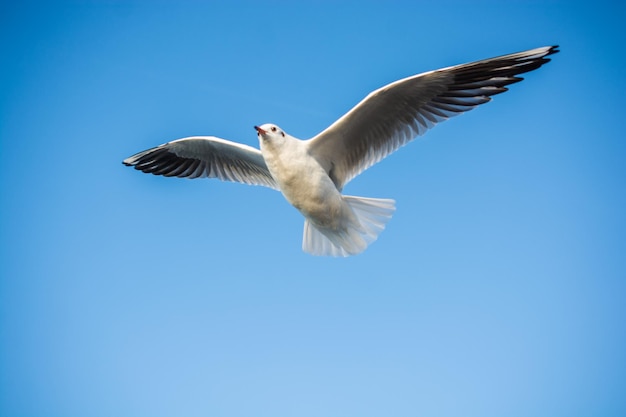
[1,1,624,416]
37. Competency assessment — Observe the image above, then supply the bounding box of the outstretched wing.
[123,136,278,189]
[306,45,559,188]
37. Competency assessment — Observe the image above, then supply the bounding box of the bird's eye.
[271,126,277,132]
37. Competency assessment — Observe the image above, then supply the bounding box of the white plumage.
[123,46,558,256]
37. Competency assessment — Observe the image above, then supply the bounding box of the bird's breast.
[261,141,345,228]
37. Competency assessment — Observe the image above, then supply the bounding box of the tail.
[302,196,396,257]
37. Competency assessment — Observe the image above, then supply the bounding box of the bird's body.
[262,130,341,225]
[124,45,558,256]
[257,124,395,255]
[259,127,343,231]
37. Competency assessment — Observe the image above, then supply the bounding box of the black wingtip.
[537,45,560,66]
[547,45,560,55]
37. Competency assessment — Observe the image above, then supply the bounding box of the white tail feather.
[302,196,396,257]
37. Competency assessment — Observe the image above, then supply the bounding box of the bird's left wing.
[123,136,278,189]
[306,45,558,188]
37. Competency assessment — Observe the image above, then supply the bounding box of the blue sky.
[1,1,624,416]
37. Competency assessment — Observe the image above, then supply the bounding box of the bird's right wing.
[123,136,279,190]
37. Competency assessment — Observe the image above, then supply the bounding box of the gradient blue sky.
[1,1,624,416]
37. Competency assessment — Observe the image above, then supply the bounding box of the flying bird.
[123,45,558,256]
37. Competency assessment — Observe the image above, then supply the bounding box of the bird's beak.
[254,125,266,135]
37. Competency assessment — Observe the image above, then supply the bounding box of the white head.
[254,123,286,143]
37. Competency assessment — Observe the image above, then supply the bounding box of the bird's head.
[255,124,286,143]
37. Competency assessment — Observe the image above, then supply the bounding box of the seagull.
[123,45,558,257]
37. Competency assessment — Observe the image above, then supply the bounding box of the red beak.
[254,125,266,135]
